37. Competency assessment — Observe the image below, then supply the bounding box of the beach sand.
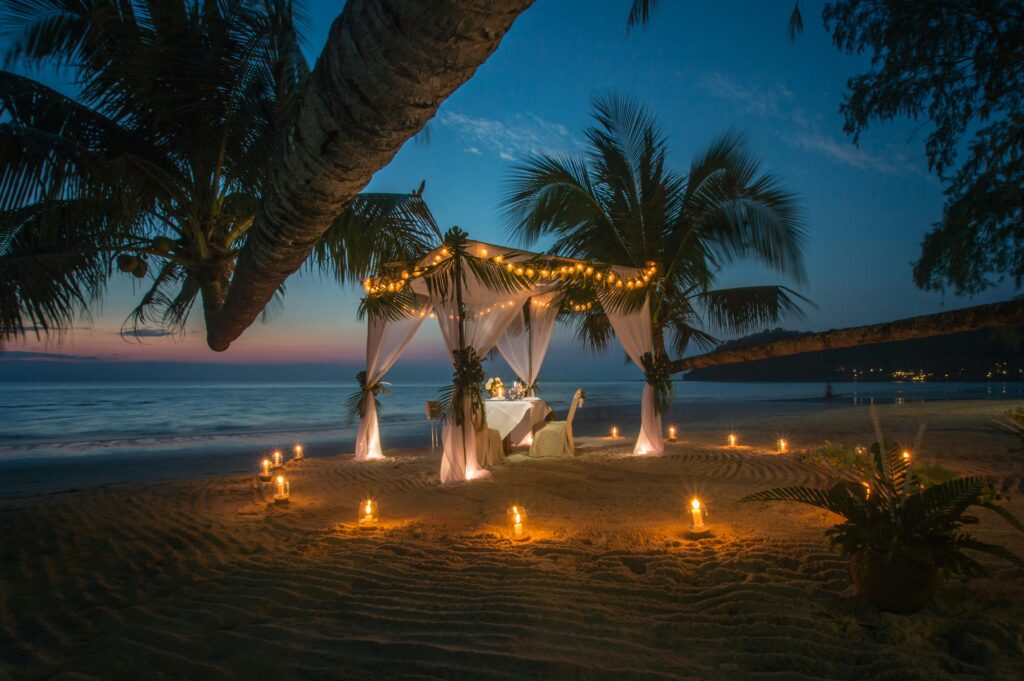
[2,400,1023,679]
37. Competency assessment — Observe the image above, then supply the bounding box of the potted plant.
[742,440,1024,613]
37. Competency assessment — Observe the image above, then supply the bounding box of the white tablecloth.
[484,397,551,447]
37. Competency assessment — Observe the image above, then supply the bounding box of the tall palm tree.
[0,0,439,345]
[502,94,808,368]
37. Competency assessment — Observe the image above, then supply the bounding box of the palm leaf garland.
[743,430,1024,577]
[346,370,389,424]
[639,351,673,415]
[439,347,487,428]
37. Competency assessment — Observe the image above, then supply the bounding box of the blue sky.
[6,0,1016,380]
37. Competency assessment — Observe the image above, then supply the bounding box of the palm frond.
[693,285,809,335]
[742,484,867,520]
[787,2,804,42]
[626,0,659,32]
[313,192,440,284]
[357,290,420,323]
[499,95,806,364]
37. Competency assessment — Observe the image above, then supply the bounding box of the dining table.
[483,397,552,450]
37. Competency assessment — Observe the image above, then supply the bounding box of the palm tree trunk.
[206,0,533,351]
[668,299,1024,373]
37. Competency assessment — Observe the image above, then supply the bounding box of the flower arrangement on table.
[484,376,505,399]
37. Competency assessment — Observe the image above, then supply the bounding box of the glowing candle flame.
[728,433,736,447]
[510,504,525,538]
[610,426,619,439]
[667,426,677,441]
[902,450,911,461]
[294,444,303,459]
[689,498,705,531]
[274,475,289,502]
[777,438,788,453]
[273,450,282,467]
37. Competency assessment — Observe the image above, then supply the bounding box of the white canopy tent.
[355,232,665,483]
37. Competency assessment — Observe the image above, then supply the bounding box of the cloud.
[698,72,916,176]
[699,71,792,118]
[438,110,582,161]
[780,128,904,174]
[118,328,176,338]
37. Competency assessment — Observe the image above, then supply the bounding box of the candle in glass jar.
[508,504,527,539]
[260,458,271,481]
[293,444,303,460]
[610,425,619,439]
[667,426,677,442]
[728,433,737,447]
[272,449,283,468]
[777,438,788,453]
[273,475,290,503]
[358,498,378,529]
[689,498,705,531]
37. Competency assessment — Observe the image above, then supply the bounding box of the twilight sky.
[5,0,1016,380]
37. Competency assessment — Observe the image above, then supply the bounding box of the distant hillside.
[683,326,1024,382]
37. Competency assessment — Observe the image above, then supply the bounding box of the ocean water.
[3,379,1021,458]
[0,379,1021,496]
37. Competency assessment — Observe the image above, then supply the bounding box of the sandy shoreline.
[2,400,1024,679]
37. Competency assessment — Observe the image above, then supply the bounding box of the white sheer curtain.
[496,291,561,391]
[436,292,531,483]
[354,300,432,461]
[605,299,664,455]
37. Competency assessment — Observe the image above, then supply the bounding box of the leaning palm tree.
[0,0,438,345]
[502,94,808,396]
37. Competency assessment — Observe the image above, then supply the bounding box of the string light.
[361,247,655,298]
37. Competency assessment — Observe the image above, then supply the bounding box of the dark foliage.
[822,1,1024,295]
